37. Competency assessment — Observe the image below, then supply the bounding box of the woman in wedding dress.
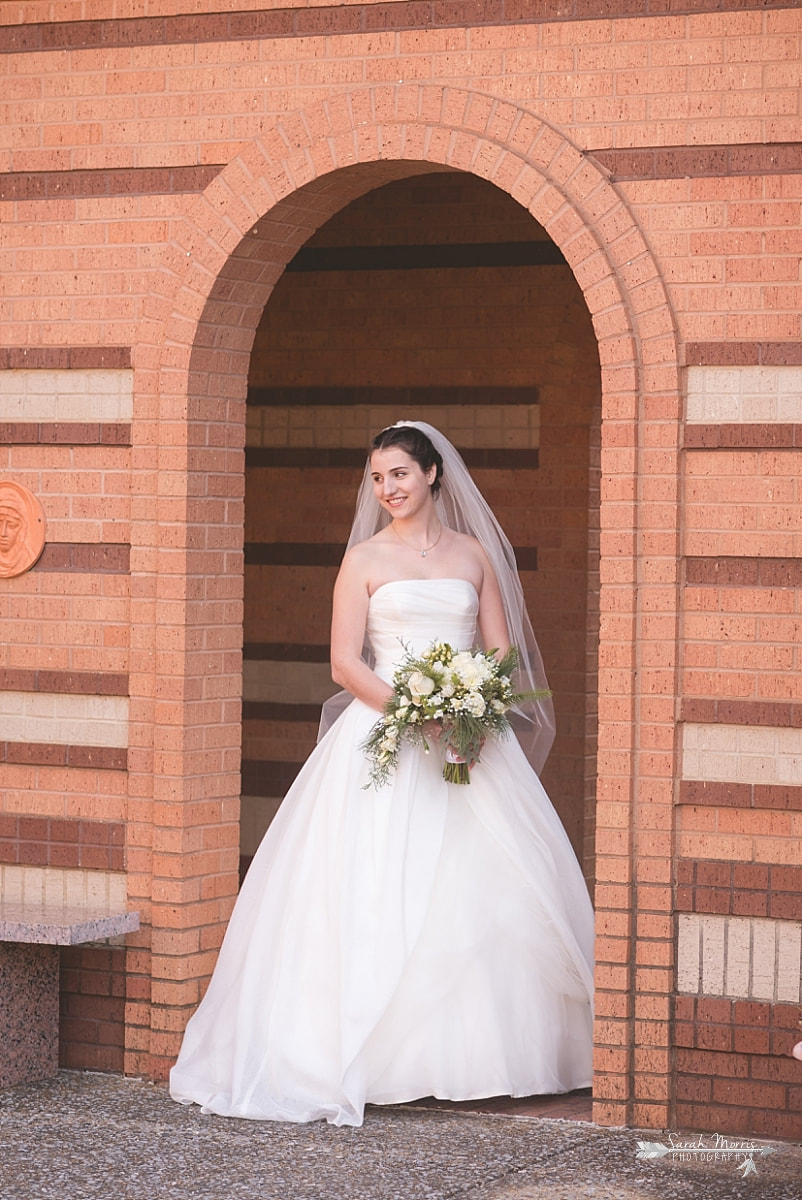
[169,421,595,1126]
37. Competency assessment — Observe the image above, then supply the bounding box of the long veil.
[318,421,556,775]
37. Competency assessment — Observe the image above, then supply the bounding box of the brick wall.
[0,0,800,1139]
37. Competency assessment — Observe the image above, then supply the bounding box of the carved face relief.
[0,482,46,578]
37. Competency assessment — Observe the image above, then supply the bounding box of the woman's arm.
[476,544,512,658]
[330,546,394,713]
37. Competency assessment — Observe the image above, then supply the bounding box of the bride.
[169,420,595,1126]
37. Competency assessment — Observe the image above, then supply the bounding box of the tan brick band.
[0,814,125,872]
[676,858,801,919]
[0,669,128,697]
[0,743,127,771]
[35,544,130,574]
[677,913,802,1004]
[0,424,132,446]
[1,0,795,55]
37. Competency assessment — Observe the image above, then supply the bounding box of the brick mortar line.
[1,1,797,55]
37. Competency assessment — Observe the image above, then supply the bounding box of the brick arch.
[135,84,681,1130]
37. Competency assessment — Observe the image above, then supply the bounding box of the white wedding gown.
[170,578,594,1126]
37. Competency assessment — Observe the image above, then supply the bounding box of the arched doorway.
[137,85,681,1130]
[239,170,601,891]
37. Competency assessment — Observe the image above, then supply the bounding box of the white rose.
[408,671,436,702]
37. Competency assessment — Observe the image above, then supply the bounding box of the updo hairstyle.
[369,425,444,498]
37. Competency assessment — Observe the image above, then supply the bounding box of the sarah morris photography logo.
[636,1132,777,1178]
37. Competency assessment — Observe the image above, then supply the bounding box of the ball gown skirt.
[169,578,595,1127]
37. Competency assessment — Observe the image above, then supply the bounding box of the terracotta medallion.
[0,481,46,578]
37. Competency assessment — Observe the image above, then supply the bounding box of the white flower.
[440,681,455,698]
[408,670,436,702]
[451,651,493,689]
[465,691,486,717]
[491,699,506,714]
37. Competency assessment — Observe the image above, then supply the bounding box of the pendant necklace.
[391,521,443,558]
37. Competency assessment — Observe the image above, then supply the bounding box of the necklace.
[391,521,443,558]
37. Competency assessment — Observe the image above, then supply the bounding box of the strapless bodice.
[366,578,479,681]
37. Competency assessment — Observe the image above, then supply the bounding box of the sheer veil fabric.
[319,420,556,774]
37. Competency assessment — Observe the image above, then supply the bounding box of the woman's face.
[369,447,436,521]
[0,505,23,554]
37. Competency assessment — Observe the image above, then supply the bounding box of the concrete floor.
[0,1072,799,1200]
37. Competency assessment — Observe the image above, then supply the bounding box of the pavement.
[0,1071,800,1200]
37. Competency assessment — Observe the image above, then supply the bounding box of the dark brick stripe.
[0,423,131,446]
[684,424,802,449]
[243,642,330,662]
[242,701,322,723]
[595,143,802,181]
[241,758,302,796]
[675,995,800,1056]
[245,540,538,570]
[686,341,802,367]
[0,347,130,370]
[245,542,344,567]
[0,814,125,871]
[287,241,566,272]
[0,166,222,202]
[681,698,802,728]
[35,544,130,574]
[1,1,796,55]
[674,996,802,1141]
[686,556,802,587]
[247,385,539,407]
[0,669,128,697]
[246,446,540,470]
[0,742,127,770]
[675,856,802,919]
[679,779,802,813]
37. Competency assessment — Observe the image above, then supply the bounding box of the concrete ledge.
[0,903,139,945]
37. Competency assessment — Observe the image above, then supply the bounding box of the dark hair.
[370,425,444,497]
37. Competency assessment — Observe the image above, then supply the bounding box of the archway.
[132,85,682,1130]
[239,169,601,888]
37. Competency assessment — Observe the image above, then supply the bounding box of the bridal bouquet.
[362,640,547,788]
